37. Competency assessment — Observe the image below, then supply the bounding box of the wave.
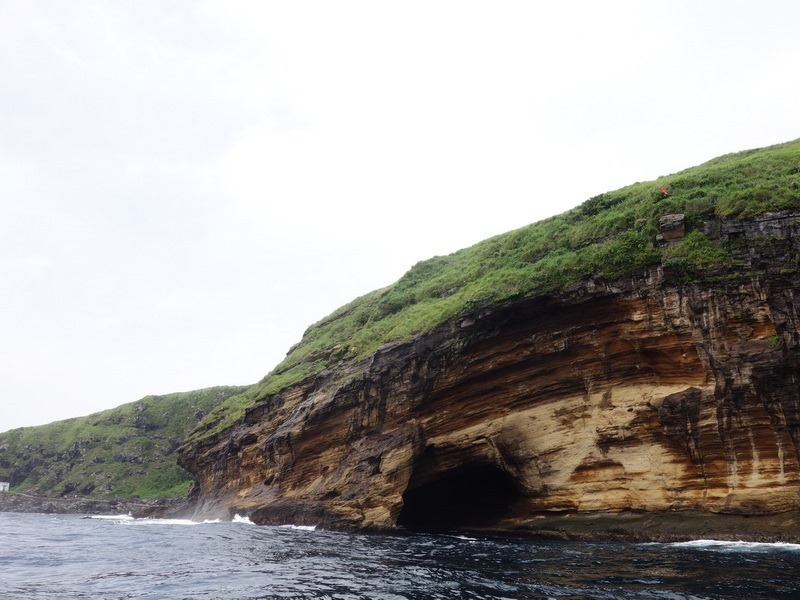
[278,524,317,531]
[667,539,800,552]
[91,514,256,526]
[232,514,254,524]
[126,517,202,526]
[90,515,211,526]
[448,534,478,542]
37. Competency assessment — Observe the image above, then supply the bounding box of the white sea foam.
[279,524,317,531]
[125,518,202,526]
[669,539,800,552]
[94,513,255,526]
[232,514,254,524]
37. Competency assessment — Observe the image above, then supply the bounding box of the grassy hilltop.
[190,139,800,441]
[0,386,248,499]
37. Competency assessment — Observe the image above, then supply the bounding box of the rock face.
[656,213,686,247]
[178,212,800,540]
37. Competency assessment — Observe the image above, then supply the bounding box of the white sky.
[2,1,799,431]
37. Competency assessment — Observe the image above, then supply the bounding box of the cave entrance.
[397,463,520,532]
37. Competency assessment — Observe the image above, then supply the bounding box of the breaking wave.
[668,539,800,552]
[91,515,232,526]
[232,514,254,524]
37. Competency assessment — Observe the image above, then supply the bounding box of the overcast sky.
[2,1,799,432]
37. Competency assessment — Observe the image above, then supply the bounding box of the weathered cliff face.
[178,212,800,539]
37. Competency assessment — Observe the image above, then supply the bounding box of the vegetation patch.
[0,386,248,499]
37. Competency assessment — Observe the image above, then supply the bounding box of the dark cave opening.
[397,464,520,532]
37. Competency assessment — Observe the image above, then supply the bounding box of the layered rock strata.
[178,212,800,540]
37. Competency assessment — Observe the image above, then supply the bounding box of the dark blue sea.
[2,511,799,599]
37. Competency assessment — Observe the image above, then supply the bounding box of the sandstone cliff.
[177,208,800,540]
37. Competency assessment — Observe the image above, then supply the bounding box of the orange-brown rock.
[177,214,800,540]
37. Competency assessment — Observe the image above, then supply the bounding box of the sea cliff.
[177,206,800,540]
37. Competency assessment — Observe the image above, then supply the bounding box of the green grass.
[186,139,800,441]
[0,386,248,499]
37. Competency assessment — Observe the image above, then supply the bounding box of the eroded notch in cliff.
[397,462,519,532]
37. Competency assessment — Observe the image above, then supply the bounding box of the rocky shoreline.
[0,492,186,518]
[3,490,798,543]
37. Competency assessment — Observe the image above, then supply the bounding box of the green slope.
[189,139,800,442]
[0,386,248,499]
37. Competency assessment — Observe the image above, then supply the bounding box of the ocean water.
[1,512,799,599]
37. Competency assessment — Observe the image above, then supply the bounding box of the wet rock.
[0,491,186,517]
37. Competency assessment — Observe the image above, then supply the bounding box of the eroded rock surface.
[178,213,800,540]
